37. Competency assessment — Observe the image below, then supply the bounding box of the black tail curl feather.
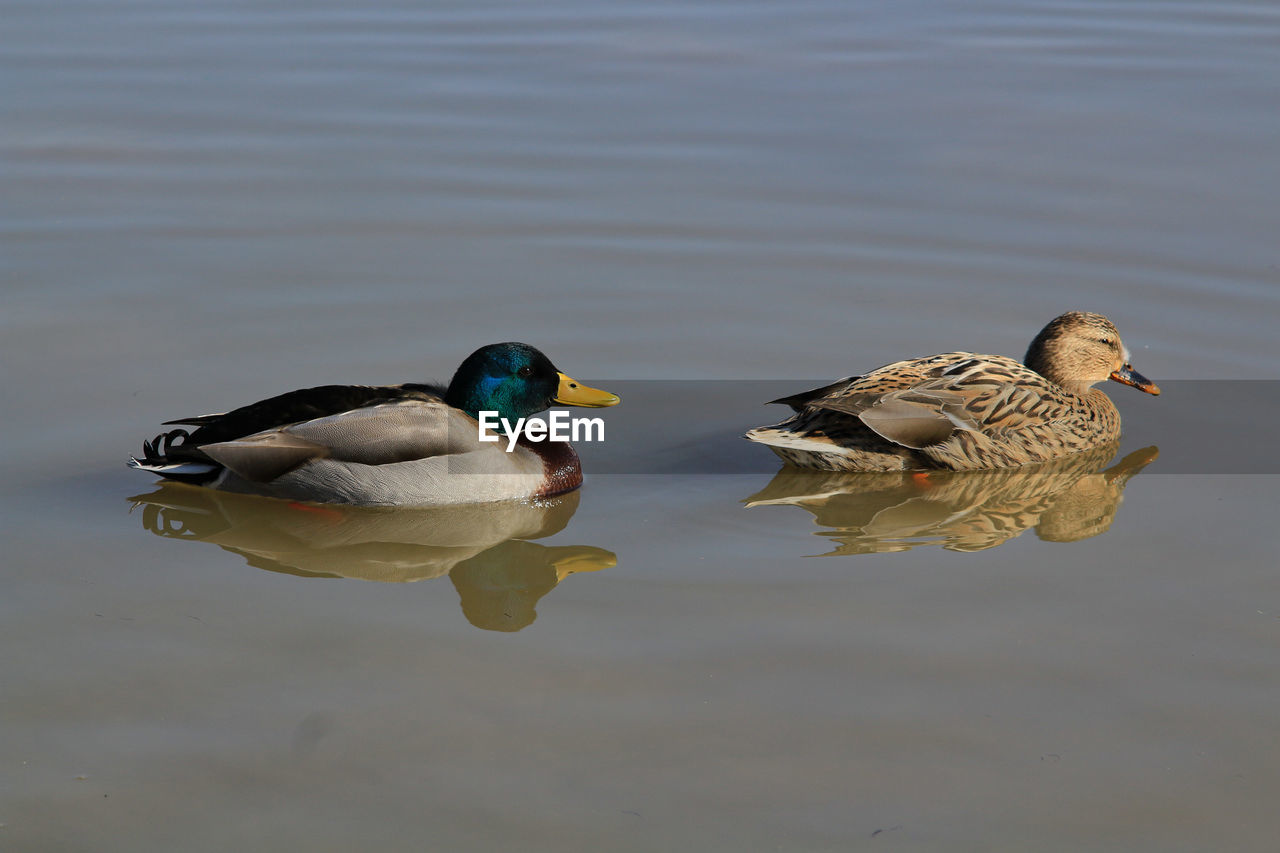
[133,427,223,485]
[141,428,196,464]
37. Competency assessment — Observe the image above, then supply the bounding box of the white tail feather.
[128,457,218,476]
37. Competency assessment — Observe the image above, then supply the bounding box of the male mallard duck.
[129,342,620,505]
[745,312,1159,471]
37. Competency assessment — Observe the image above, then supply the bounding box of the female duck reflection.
[129,484,613,632]
[744,445,1158,555]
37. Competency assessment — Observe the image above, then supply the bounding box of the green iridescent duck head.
[444,342,620,421]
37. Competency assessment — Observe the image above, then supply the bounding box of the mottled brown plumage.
[746,312,1160,471]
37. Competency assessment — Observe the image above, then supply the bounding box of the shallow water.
[4,1,1280,850]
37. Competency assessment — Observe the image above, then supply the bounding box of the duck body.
[129,343,619,506]
[746,313,1159,472]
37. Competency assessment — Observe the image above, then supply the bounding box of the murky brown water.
[4,1,1279,850]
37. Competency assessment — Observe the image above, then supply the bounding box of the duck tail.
[128,428,221,484]
[745,425,836,453]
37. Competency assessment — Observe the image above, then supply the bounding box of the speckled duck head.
[1023,312,1160,397]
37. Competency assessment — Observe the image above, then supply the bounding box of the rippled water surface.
[4,1,1279,850]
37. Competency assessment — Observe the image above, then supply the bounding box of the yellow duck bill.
[554,372,621,407]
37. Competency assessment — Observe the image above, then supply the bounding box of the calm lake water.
[4,1,1279,850]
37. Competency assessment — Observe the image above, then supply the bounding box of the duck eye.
[517,365,534,378]
[1097,337,1113,345]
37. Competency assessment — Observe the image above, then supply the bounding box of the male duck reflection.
[129,343,620,505]
[130,484,615,632]
[747,312,1159,471]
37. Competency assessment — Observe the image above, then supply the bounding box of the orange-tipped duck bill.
[1109,363,1160,395]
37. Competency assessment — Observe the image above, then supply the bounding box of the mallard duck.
[745,312,1159,471]
[128,342,620,505]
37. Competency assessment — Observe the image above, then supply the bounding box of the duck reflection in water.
[745,445,1158,555]
[128,484,614,632]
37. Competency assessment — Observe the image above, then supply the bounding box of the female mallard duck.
[745,312,1159,471]
[129,342,620,505]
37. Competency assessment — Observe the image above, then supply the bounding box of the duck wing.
[824,388,978,449]
[767,376,861,412]
[165,382,446,446]
[199,398,479,484]
[803,355,1072,451]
